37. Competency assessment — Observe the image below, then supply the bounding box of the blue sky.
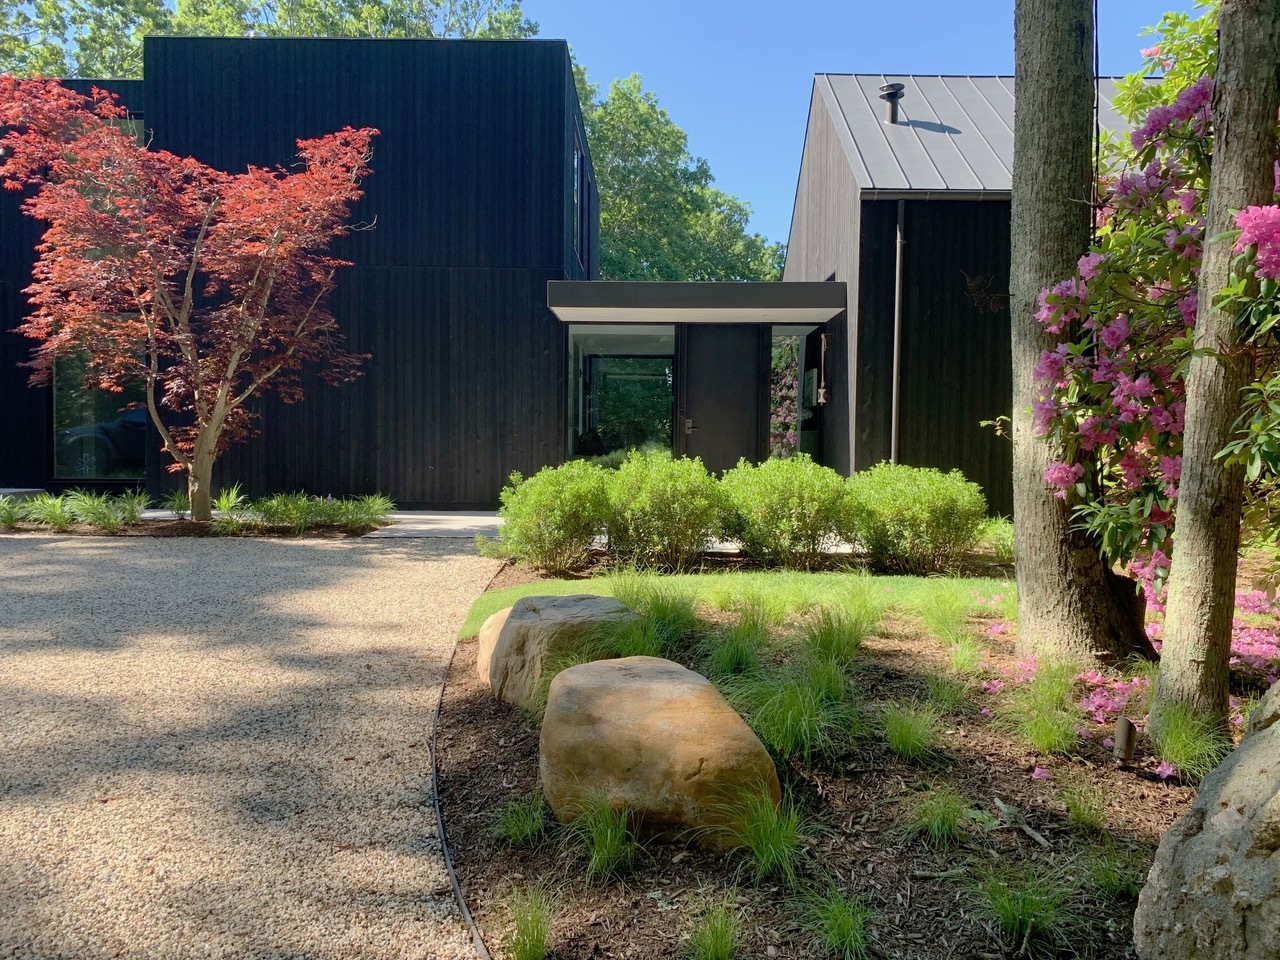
[532,0,1201,245]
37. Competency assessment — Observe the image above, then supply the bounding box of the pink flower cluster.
[1234,204,1280,281]
[1130,76,1213,151]
[1230,620,1280,687]
[1076,672,1151,724]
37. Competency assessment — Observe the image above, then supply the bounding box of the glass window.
[770,326,821,459]
[568,325,674,460]
[52,351,147,480]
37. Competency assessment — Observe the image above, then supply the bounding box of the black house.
[784,74,1129,515]
[1,37,597,508]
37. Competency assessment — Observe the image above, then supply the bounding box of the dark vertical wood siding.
[132,37,587,506]
[895,199,1013,515]
[782,85,861,473]
[853,200,899,469]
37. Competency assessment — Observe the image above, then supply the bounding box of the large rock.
[476,606,513,686]
[1134,685,1280,960]
[540,656,780,850]
[482,594,637,710]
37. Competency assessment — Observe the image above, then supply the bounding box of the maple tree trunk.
[1010,0,1154,664]
[1151,0,1280,731]
[188,440,216,523]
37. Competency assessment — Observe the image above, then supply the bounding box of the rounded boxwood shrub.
[847,463,987,574]
[721,454,855,568]
[607,451,725,571]
[495,461,610,573]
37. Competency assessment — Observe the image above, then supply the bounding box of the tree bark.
[188,443,215,523]
[1011,0,1156,665]
[1152,0,1280,730]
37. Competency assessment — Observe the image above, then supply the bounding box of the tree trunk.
[1011,0,1156,665]
[1151,0,1280,730]
[188,444,216,523]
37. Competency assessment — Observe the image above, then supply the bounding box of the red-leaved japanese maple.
[0,76,377,521]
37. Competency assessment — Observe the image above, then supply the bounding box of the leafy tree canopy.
[577,70,784,281]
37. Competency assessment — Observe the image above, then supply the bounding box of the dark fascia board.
[860,189,1012,201]
[548,280,846,312]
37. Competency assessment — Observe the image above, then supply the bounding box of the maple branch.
[142,308,190,469]
[228,274,332,411]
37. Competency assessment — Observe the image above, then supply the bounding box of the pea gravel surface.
[0,536,502,960]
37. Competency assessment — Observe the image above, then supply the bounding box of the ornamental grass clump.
[846,463,987,574]
[565,791,639,883]
[902,784,970,848]
[492,791,548,846]
[720,454,856,568]
[607,451,725,571]
[0,495,19,530]
[65,490,127,533]
[701,609,769,681]
[1002,661,1081,756]
[727,788,806,887]
[726,666,855,765]
[505,885,555,960]
[493,460,609,573]
[880,702,941,764]
[800,884,874,960]
[1148,702,1232,782]
[976,868,1083,959]
[802,606,871,671]
[21,492,75,531]
[914,579,978,646]
[685,899,743,960]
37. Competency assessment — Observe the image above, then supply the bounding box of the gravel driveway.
[0,536,501,960]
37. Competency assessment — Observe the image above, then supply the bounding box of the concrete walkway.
[0,535,501,960]
[134,508,503,540]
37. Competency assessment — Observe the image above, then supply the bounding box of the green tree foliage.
[0,0,535,77]
[576,70,785,281]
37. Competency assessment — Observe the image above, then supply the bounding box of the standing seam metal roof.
[817,74,1129,195]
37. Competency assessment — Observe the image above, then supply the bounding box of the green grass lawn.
[461,569,1016,638]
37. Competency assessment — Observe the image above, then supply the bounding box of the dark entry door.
[679,324,764,473]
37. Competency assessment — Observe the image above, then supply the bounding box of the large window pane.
[568,325,674,459]
[52,352,147,479]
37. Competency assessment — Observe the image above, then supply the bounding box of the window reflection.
[568,325,674,460]
[52,351,147,479]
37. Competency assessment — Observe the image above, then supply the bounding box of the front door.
[678,324,764,473]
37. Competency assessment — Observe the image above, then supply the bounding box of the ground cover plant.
[0,488,394,536]
[437,567,1280,959]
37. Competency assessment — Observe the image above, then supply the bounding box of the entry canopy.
[547,281,846,325]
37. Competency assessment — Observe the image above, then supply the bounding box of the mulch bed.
[437,579,1194,960]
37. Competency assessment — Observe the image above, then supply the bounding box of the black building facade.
[1,37,597,508]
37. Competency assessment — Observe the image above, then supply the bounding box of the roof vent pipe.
[879,82,905,124]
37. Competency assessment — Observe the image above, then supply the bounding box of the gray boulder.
[1134,684,1280,960]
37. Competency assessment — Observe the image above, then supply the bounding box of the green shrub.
[565,791,638,883]
[801,884,873,960]
[586,441,667,471]
[847,463,987,574]
[607,451,725,571]
[21,493,75,531]
[1149,703,1232,782]
[505,885,555,960]
[0,495,18,530]
[492,791,548,846]
[685,899,742,960]
[496,461,610,573]
[720,454,855,568]
[881,702,941,764]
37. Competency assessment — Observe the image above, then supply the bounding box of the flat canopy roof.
[547,281,846,325]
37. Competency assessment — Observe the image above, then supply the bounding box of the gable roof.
[815,74,1130,197]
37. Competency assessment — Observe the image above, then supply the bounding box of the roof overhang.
[548,281,846,325]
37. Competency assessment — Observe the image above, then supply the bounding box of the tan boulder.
[1134,682,1280,960]
[485,594,637,710]
[476,606,513,687]
[539,656,780,850]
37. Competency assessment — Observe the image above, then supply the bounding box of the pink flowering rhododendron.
[1234,205,1280,281]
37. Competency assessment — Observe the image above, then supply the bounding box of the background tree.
[576,71,784,281]
[1152,0,1280,729]
[1010,0,1153,663]
[0,0,169,77]
[0,77,376,521]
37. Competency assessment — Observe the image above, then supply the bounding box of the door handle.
[685,418,696,435]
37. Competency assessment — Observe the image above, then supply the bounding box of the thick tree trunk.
[188,444,216,523]
[1011,0,1155,664]
[1152,0,1280,730]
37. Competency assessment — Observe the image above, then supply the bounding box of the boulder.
[484,594,637,710]
[540,656,780,850]
[476,606,513,686]
[1134,684,1280,960]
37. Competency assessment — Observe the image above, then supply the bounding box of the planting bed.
[437,569,1213,960]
